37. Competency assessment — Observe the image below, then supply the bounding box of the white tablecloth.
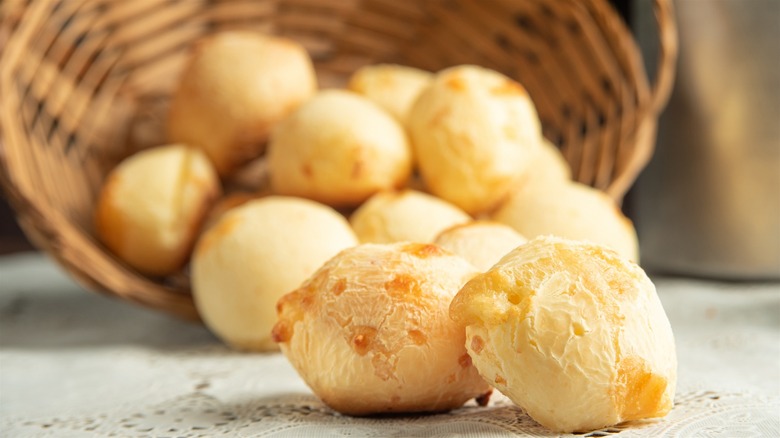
[1,253,778,437]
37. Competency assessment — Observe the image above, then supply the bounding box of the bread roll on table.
[450,236,676,432]
[273,242,491,415]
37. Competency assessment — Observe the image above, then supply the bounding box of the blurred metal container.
[632,0,780,279]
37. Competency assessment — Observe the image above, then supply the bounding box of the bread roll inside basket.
[0,0,677,320]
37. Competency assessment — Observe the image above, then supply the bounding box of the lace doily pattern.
[1,255,779,437]
[7,388,780,437]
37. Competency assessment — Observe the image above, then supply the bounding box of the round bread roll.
[273,242,492,415]
[168,31,316,176]
[192,197,358,351]
[268,90,412,207]
[526,139,571,184]
[350,190,471,243]
[450,236,677,432]
[348,64,433,123]
[407,65,543,214]
[95,144,220,276]
[492,181,639,261]
[434,221,527,271]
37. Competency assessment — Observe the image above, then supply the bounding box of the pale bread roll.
[527,139,572,184]
[450,236,676,432]
[492,181,639,261]
[408,65,543,214]
[348,64,433,123]
[192,197,358,351]
[268,90,412,207]
[168,31,316,176]
[95,145,220,276]
[273,242,492,415]
[350,190,471,243]
[434,221,527,271]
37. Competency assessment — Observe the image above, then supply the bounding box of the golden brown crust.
[475,390,493,407]
[274,243,490,415]
[449,236,676,432]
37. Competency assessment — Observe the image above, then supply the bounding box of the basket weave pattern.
[0,0,676,319]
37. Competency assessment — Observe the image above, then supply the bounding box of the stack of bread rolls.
[93,30,675,433]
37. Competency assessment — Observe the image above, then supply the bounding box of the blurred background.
[1,0,778,278]
[630,0,780,280]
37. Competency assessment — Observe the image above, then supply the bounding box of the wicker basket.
[0,0,677,320]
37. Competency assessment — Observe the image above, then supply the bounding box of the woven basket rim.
[0,0,677,320]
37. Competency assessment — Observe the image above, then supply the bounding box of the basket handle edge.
[651,0,678,113]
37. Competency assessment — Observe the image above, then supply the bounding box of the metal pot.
[632,0,780,279]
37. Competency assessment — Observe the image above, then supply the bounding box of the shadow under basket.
[0,0,677,320]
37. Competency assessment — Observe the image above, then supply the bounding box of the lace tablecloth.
[1,253,778,437]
